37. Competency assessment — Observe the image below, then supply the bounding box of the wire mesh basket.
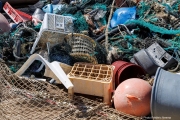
[71,53,98,64]
[65,33,98,64]
[65,33,96,54]
[0,62,141,120]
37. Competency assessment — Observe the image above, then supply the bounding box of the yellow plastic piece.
[68,63,115,105]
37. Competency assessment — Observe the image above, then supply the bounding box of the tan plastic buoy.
[114,78,151,117]
[0,13,10,34]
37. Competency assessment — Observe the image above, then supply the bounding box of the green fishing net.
[92,3,107,26]
[172,1,180,11]
[136,1,151,19]
[126,19,180,35]
[64,11,89,32]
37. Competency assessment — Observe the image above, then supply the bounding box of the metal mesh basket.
[0,62,140,120]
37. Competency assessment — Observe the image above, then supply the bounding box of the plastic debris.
[0,13,11,34]
[30,13,74,54]
[1,0,180,119]
[16,54,74,90]
[3,2,32,24]
[132,42,177,75]
[110,6,136,28]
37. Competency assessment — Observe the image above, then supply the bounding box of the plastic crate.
[30,13,74,54]
[3,2,31,24]
[67,63,115,105]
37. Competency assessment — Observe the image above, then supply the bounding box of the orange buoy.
[0,13,10,34]
[114,78,151,117]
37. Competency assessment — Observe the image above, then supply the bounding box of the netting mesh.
[0,62,140,120]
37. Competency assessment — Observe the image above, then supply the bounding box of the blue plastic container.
[110,7,136,28]
[42,4,53,13]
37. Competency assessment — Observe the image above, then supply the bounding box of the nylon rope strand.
[105,0,115,52]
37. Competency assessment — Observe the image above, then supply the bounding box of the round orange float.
[114,78,151,117]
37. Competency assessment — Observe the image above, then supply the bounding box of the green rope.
[92,3,107,11]
[126,19,180,35]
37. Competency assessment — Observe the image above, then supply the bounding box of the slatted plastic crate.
[3,2,32,24]
[67,63,114,105]
[30,13,74,54]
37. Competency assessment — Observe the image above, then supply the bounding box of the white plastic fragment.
[15,54,74,89]
[30,13,73,54]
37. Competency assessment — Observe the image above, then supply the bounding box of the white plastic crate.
[30,13,74,54]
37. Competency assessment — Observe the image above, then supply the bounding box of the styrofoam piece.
[30,13,73,54]
[15,54,73,89]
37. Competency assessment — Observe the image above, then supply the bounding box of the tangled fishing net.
[102,0,180,64]
[0,62,140,120]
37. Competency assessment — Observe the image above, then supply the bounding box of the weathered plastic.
[30,13,74,54]
[67,62,114,105]
[3,2,32,24]
[32,8,45,21]
[0,13,10,34]
[110,7,136,28]
[114,78,151,117]
[42,4,53,13]
[15,54,74,90]
[133,49,158,75]
[112,61,146,88]
[44,62,72,82]
[133,42,177,75]
[146,42,177,69]
[151,68,180,120]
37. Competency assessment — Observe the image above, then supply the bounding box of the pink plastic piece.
[114,78,151,117]
[0,13,10,34]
